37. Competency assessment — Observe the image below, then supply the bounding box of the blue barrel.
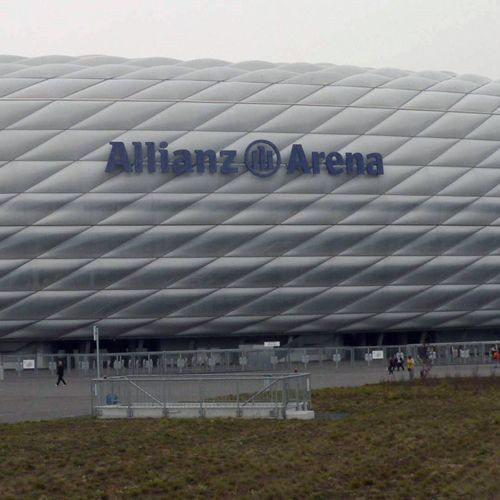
[106,393,118,405]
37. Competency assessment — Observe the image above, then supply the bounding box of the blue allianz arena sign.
[105,140,384,178]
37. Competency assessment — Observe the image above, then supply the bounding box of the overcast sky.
[2,0,499,78]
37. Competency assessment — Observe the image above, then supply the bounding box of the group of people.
[388,352,416,379]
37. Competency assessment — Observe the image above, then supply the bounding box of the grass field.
[0,377,499,499]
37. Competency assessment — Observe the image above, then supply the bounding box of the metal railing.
[1,340,499,378]
[91,372,311,419]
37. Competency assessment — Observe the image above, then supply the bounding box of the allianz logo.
[106,139,384,178]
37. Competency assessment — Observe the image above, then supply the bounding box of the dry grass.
[0,376,499,499]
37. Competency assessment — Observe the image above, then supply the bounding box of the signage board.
[22,359,35,369]
[264,341,281,347]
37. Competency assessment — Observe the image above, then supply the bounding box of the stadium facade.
[1,55,500,352]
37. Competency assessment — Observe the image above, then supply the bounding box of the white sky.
[1,0,499,78]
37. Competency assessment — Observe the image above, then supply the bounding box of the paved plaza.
[0,363,497,423]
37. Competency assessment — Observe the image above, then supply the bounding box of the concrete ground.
[0,363,497,423]
[309,362,497,389]
[0,372,92,423]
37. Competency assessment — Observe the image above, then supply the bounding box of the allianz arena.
[1,54,500,350]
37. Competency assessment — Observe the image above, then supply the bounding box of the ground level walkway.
[0,363,497,423]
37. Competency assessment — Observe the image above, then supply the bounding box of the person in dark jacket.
[56,360,66,386]
[395,351,405,371]
[388,356,397,375]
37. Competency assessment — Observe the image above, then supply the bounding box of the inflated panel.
[1,56,500,339]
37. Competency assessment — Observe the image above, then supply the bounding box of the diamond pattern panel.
[1,56,500,339]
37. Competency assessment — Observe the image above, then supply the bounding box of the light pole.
[93,325,100,379]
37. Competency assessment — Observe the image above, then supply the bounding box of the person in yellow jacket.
[407,355,415,380]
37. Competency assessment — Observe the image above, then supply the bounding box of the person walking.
[407,355,415,381]
[388,356,396,376]
[396,351,405,371]
[55,360,66,386]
